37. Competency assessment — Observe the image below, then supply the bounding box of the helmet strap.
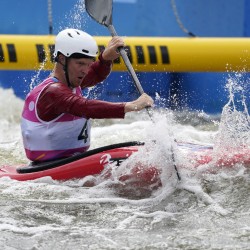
[63,58,71,88]
[56,54,72,88]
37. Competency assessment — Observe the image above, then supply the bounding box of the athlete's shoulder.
[45,81,70,94]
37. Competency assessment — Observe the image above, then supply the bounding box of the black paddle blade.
[85,0,113,27]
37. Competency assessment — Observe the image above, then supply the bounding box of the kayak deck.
[0,141,249,182]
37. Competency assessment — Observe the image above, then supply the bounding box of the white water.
[0,75,249,250]
[1,1,249,248]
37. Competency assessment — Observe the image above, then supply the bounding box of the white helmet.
[54,28,98,58]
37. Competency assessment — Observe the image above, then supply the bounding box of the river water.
[0,73,249,250]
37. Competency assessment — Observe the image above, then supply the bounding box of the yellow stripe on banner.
[0,35,250,72]
[0,35,55,71]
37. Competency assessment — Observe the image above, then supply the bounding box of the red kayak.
[0,141,249,182]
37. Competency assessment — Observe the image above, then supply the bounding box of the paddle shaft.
[108,25,145,94]
[108,25,154,121]
[108,24,180,181]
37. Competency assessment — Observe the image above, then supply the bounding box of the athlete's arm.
[37,82,125,121]
[81,52,113,88]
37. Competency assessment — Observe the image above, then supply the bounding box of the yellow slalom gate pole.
[1,35,250,72]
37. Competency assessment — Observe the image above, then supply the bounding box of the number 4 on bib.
[78,121,89,143]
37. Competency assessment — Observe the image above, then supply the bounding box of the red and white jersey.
[21,77,90,162]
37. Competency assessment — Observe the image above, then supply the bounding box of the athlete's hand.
[124,93,154,113]
[102,36,125,61]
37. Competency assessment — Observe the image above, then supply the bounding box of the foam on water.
[0,71,249,249]
[0,88,26,164]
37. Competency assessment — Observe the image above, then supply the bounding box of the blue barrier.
[2,70,249,114]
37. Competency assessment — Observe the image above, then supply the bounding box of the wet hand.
[102,36,125,61]
[124,93,154,113]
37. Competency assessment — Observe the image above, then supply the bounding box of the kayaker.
[21,28,153,162]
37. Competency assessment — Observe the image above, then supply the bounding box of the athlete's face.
[68,57,94,87]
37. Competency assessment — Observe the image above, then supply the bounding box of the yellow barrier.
[1,35,250,72]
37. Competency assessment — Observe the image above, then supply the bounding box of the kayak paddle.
[84,0,181,181]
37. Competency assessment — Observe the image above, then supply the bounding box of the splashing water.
[59,0,88,31]
[85,111,180,202]
[29,61,50,91]
[1,82,250,249]
[213,73,250,159]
